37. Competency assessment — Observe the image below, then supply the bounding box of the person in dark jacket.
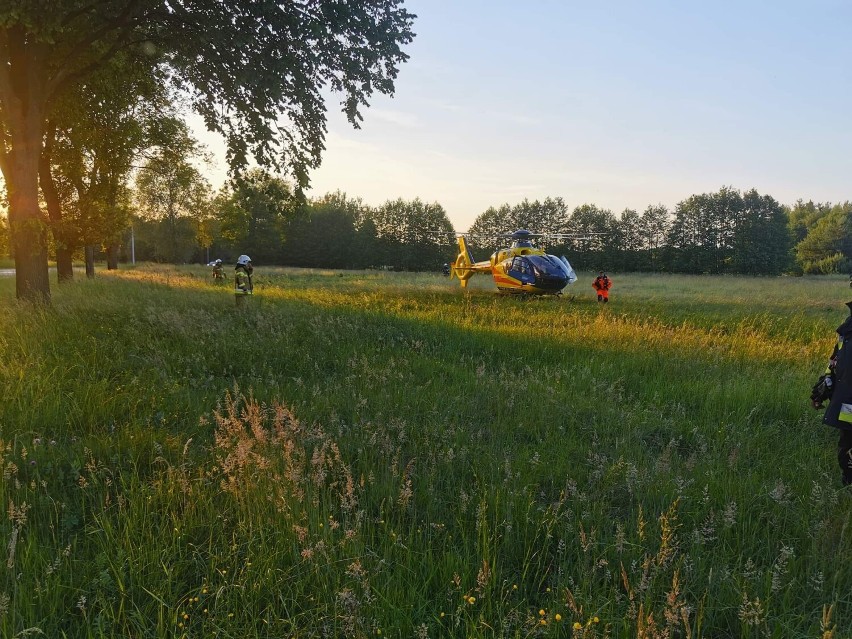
[811,301,852,486]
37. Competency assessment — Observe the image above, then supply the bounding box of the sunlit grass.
[1,266,850,637]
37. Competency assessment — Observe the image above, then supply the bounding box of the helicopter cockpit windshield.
[526,254,573,289]
[526,255,564,276]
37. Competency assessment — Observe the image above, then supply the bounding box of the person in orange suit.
[592,271,611,302]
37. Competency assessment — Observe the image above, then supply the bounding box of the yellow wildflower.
[573,621,583,630]
[467,596,476,605]
[539,609,546,616]
[555,613,562,622]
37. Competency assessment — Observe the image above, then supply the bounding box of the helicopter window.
[512,257,531,275]
[527,255,558,275]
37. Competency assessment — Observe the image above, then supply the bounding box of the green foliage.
[2,0,415,190]
[1,0,416,298]
[469,198,572,253]
[135,121,212,264]
[788,199,833,245]
[731,189,791,275]
[795,203,852,274]
[0,213,8,258]
[563,204,619,269]
[216,169,297,265]
[1,268,850,637]
[665,187,791,275]
[284,192,364,269]
[615,208,642,271]
[45,48,173,256]
[130,215,204,265]
[368,198,455,270]
[464,190,794,275]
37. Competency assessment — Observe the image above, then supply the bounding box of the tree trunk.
[0,27,50,301]
[39,122,73,283]
[2,101,50,299]
[6,156,50,300]
[106,245,119,270]
[56,246,74,280]
[85,246,95,279]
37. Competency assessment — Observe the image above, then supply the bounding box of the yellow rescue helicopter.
[450,229,578,295]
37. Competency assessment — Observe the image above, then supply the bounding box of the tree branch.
[61,0,118,27]
[46,0,146,102]
[63,0,142,62]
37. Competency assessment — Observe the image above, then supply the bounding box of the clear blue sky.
[198,0,852,231]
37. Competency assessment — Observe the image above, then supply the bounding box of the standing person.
[234,254,253,305]
[811,301,852,487]
[592,271,612,303]
[212,259,225,280]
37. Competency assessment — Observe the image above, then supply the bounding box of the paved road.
[0,268,65,277]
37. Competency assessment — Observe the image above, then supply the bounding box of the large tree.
[465,198,620,269]
[788,200,832,246]
[369,198,454,270]
[730,189,790,275]
[283,191,376,269]
[616,208,642,272]
[217,169,297,265]
[561,204,618,270]
[135,123,212,264]
[468,198,571,253]
[638,204,670,271]
[42,50,172,280]
[0,1,415,300]
[665,187,792,275]
[795,203,852,274]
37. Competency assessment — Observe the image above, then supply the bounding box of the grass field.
[1,266,851,638]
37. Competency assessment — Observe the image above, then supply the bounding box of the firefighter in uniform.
[212,259,225,280]
[592,271,612,303]
[811,301,852,486]
[234,254,253,305]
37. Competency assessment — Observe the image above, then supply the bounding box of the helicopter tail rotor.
[452,236,476,288]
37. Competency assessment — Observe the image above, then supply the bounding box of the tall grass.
[0,266,850,638]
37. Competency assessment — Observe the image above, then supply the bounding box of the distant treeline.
[1,170,848,275]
